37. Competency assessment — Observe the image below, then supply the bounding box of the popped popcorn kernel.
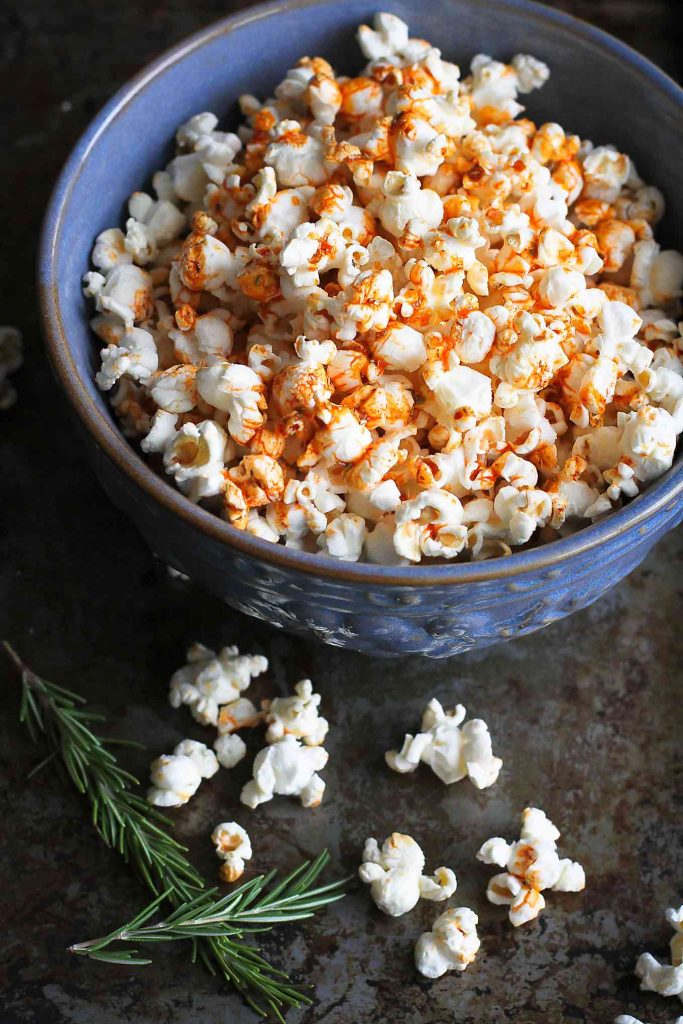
[211,821,252,882]
[415,906,481,978]
[386,698,502,788]
[635,905,683,1004]
[477,807,585,926]
[359,832,457,917]
[147,739,219,807]
[86,13,683,565]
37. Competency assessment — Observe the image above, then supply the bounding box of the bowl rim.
[39,0,683,587]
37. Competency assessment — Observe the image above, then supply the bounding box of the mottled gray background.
[0,1,681,1022]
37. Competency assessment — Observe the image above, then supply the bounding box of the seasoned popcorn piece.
[169,642,268,727]
[415,907,481,978]
[263,679,328,746]
[386,699,502,788]
[635,905,683,1004]
[359,832,457,917]
[240,734,328,809]
[477,807,585,926]
[96,328,158,391]
[211,822,252,882]
[147,739,219,807]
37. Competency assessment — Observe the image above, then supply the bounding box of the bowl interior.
[43,0,683,577]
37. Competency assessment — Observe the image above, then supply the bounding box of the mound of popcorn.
[385,698,502,788]
[86,12,683,562]
[477,806,585,926]
[636,905,683,1004]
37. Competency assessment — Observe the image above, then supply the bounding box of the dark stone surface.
[0,2,680,1022]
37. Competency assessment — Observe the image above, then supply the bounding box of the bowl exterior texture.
[89,438,682,657]
[41,0,683,656]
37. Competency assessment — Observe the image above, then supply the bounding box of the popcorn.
[317,512,367,561]
[96,328,158,391]
[386,699,502,788]
[394,489,467,561]
[147,739,219,807]
[240,734,328,808]
[196,361,265,443]
[359,832,457,917]
[163,420,229,502]
[263,679,329,746]
[87,13,683,566]
[477,807,585,926]
[95,264,153,327]
[0,326,23,411]
[169,642,268,727]
[635,905,683,1004]
[415,907,481,978]
[211,822,252,882]
[265,120,329,187]
[213,733,247,770]
[375,171,443,239]
[217,697,264,735]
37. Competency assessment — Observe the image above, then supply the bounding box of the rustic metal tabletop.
[1,1,681,1022]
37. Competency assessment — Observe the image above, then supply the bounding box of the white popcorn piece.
[169,642,268,727]
[196,361,265,444]
[213,732,247,770]
[359,832,457,917]
[415,907,481,979]
[96,328,158,391]
[376,172,443,240]
[211,821,252,882]
[92,228,133,271]
[318,513,367,561]
[263,679,329,746]
[163,420,229,502]
[635,905,683,1004]
[386,699,502,788]
[147,739,218,807]
[240,734,328,809]
[477,807,585,926]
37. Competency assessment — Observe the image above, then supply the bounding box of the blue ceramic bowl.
[40,0,683,657]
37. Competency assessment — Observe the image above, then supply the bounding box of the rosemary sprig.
[69,854,347,963]
[5,641,348,1020]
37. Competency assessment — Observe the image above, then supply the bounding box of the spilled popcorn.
[240,734,328,809]
[147,739,219,807]
[385,698,501,788]
[211,821,252,882]
[85,12,683,564]
[0,326,23,411]
[169,642,268,726]
[359,832,456,917]
[635,905,683,1003]
[477,806,585,925]
[415,906,480,978]
[263,678,329,746]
